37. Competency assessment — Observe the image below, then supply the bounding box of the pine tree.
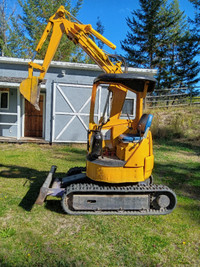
[189,0,200,32]
[176,30,200,93]
[9,0,83,61]
[121,0,168,69]
[161,1,199,92]
[121,0,199,91]
[157,0,187,89]
[188,1,200,61]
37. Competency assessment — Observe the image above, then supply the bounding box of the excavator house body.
[86,76,154,184]
[86,135,154,184]
[19,6,176,215]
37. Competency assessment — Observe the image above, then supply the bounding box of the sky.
[72,0,195,55]
[6,0,196,58]
[7,0,195,56]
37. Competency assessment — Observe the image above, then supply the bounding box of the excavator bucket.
[19,76,40,110]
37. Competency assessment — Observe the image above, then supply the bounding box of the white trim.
[98,86,101,122]
[40,84,46,89]
[57,83,92,89]
[55,112,92,116]
[0,82,46,89]
[0,56,157,75]
[17,89,21,139]
[42,93,46,139]
[22,98,25,137]
[53,140,87,143]
[0,112,17,115]
[52,83,56,142]
[0,122,17,126]
[0,82,20,88]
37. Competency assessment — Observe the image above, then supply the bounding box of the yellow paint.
[86,160,145,183]
[125,132,151,168]
[116,142,139,161]
[19,76,39,107]
[144,155,154,179]
[135,93,143,124]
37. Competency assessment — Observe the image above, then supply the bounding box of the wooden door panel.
[25,95,43,137]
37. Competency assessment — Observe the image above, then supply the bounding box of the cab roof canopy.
[94,73,156,93]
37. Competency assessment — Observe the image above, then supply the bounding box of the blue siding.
[0,60,103,141]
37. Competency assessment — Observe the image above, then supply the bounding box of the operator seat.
[119,114,153,143]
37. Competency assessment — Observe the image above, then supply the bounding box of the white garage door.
[52,83,101,142]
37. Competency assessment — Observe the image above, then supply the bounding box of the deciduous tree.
[9,0,83,61]
[0,0,17,57]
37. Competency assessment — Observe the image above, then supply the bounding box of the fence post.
[144,97,146,110]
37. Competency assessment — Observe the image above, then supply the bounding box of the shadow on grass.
[44,199,65,214]
[153,140,200,200]
[154,162,200,200]
[60,146,87,156]
[0,164,66,212]
[154,138,200,155]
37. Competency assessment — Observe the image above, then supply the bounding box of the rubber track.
[61,182,177,215]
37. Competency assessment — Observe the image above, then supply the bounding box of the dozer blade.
[19,76,40,110]
[35,165,57,205]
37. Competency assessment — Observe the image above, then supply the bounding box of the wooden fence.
[144,87,200,109]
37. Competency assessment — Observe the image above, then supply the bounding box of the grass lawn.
[0,140,199,266]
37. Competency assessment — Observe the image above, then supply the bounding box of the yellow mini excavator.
[19,6,176,215]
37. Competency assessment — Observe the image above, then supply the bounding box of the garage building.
[0,57,156,143]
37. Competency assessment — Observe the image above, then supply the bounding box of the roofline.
[0,56,157,75]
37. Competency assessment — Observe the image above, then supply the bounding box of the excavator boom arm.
[20,6,122,108]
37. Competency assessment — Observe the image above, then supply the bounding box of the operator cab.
[88,73,156,158]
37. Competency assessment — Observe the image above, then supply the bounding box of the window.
[121,98,134,116]
[101,90,112,122]
[93,86,112,124]
[0,91,9,109]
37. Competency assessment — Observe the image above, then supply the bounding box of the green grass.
[0,141,199,266]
